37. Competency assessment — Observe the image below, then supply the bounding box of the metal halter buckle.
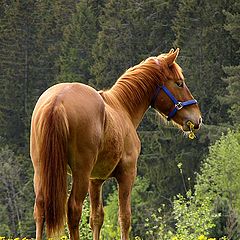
[175,102,183,110]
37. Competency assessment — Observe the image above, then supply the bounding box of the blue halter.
[151,85,198,121]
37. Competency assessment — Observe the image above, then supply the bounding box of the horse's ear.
[165,48,179,66]
[168,48,175,55]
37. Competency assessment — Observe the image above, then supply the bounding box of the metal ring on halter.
[175,102,183,110]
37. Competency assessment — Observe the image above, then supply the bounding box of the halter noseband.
[151,85,198,121]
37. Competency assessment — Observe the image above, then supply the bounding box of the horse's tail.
[38,100,69,236]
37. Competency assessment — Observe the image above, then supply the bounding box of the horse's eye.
[176,82,184,88]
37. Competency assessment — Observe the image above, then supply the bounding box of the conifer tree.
[222,3,240,125]
[0,0,78,150]
[0,0,35,151]
[30,0,77,92]
[173,0,237,124]
[91,0,178,89]
[91,0,134,89]
[57,0,104,84]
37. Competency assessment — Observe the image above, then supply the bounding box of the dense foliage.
[0,0,239,238]
[143,128,240,240]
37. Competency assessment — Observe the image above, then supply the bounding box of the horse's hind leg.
[89,179,104,240]
[34,193,44,240]
[68,173,89,240]
[67,148,96,240]
[33,173,45,240]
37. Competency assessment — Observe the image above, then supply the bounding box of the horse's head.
[152,48,202,134]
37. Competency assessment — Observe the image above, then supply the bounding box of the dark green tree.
[91,0,178,89]
[57,0,104,84]
[0,0,78,151]
[29,0,77,97]
[173,0,238,125]
[221,3,240,125]
[0,0,35,151]
[91,0,135,89]
[222,66,240,125]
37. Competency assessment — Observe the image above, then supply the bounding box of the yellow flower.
[198,235,207,240]
[60,236,68,240]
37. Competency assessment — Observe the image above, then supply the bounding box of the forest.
[0,0,239,239]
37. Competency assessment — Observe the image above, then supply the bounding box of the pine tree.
[91,0,133,89]
[222,3,240,125]
[57,0,104,84]
[0,0,78,151]
[222,66,240,125]
[91,0,178,89]
[30,0,77,94]
[0,0,35,151]
[173,0,237,124]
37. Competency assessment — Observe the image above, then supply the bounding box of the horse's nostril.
[194,124,199,129]
[194,117,202,129]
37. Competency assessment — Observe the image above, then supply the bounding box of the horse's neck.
[104,79,155,128]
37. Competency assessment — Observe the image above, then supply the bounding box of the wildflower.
[60,236,68,240]
[198,235,207,240]
[177,162,182,170]
[134,237,141,240]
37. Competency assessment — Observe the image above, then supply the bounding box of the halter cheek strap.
[151,85,198,121]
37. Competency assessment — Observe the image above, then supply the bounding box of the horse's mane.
[102,55,183,114]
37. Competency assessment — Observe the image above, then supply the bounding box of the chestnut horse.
[30,49,202,240]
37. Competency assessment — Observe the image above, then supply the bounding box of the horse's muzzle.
[183,117,202,132]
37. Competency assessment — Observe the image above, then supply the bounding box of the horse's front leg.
[116,165,136,240]
[89,179,104,240]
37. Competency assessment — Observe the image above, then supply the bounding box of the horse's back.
[31,83,106,163]
[34,82,104,113]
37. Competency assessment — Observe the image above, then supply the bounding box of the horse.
[30,48,202,240]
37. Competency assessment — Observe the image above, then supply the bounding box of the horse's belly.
[90,147,122,180]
